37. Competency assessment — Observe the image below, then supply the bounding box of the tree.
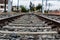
[29,1,32,10]
[20,5,28,12]
[36,4,42,12]
[29,1,35,11]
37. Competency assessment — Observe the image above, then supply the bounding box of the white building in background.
[0,0,8,12]
[0,4,8,12]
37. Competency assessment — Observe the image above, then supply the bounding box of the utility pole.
[8,0,12,12]
[17,0,19,12]
[4,0,7,12]
[12,0,13,11]
[48,3,50,11]
[46,0,47,11]
[42,0,44,14]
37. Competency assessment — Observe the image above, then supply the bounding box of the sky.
[11,0,60,10]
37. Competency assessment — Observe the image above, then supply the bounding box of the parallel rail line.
[36,14,60,33]
[37,15,60,27]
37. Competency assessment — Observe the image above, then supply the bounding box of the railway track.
[0,13,60,40]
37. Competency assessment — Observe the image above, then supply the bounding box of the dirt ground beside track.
[0,12,60,15]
